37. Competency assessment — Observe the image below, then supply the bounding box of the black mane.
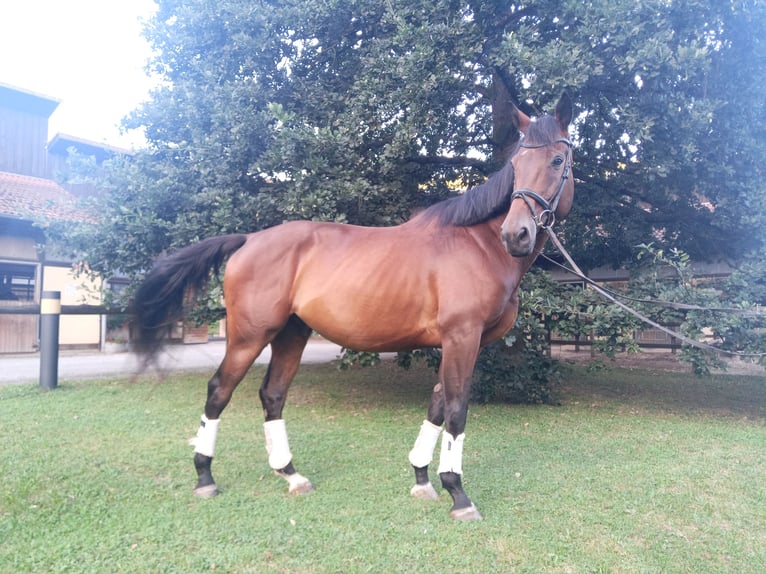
[421,159,515,227]
[421,115,562,227]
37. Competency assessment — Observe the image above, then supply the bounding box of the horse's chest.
[481,288,520,345]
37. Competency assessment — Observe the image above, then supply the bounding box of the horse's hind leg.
[192,341,263,498]
[259,316,314,494]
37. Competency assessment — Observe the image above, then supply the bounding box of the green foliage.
[470,268,641,403]
[58,0,766,285]
[472,339,559,405]
[555,0,766,269]
[338,349,382,370]
[629,244,766,375]
[395,347,442,372]
[471,271,561,404]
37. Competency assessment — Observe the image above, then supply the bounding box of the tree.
[63,0,766,281]
[547,0,766,269]
[53,0,766,388]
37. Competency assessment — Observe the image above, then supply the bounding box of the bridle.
[511,137,573,230]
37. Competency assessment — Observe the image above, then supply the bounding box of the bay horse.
[132,93,574,521]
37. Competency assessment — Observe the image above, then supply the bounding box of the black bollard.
[39,290,61,390]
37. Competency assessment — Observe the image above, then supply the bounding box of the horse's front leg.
[408,336,482,520]
[436,335,482,521]
[408,383,444,501]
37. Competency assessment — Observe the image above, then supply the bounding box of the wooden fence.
[0,304,208,353]
[0,303,118,353]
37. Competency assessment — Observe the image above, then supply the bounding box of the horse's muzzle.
[501,223,536,257]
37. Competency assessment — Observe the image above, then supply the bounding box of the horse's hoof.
[280,471,314,495]
[194,484,219,498]
[410,482,439,500]
[450,504,483,521]
[288,480,315,495]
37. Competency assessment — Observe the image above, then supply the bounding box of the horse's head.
[501,93,574,257]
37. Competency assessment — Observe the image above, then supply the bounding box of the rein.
[511,137,573,229]
[509,135,763,359]
[540,252,763,317]
[543,228,766,359]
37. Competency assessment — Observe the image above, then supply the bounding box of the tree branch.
[406,155,488,169]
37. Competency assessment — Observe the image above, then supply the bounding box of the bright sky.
[0,0,159,150]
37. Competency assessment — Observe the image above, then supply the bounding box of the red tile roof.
[0,170,82,221]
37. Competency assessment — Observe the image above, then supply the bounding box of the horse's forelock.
[522,115,564,147]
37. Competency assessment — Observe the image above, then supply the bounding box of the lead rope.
[543,228,766,359]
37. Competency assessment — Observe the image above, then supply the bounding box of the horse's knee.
[426,383,445,423]
[443,399,469,437]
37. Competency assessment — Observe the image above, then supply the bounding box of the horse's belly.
[294,297,440,352]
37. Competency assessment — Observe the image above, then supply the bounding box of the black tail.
[130,234,248,363]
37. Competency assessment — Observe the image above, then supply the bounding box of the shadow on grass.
[269,358,766,421]
[557,363,766,420]
[280,360,438,412]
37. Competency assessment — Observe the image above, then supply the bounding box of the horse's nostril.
[517,227,529,241]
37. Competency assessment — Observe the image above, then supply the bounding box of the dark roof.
[48,133,131,162]
[0,82,60,117]
[0,170,82,221]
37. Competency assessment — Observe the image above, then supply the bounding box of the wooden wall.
[0,301,37,353]
[0,106,50,178]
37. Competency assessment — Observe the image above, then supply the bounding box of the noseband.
[511,137,573,230]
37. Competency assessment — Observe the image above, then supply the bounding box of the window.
[0,262,36,301]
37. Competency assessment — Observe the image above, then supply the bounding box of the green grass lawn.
[1,360,764,573]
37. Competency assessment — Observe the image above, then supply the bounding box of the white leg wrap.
[437,432,465,475]
[264,419,292,470]
[408,419,442,468]
[191,415,220,458]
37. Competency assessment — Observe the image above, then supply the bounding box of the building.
[0,82,214,353]
[0,83,119,353]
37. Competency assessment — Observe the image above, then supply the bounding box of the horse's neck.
[485,212,505,235]
[467,214,512,258]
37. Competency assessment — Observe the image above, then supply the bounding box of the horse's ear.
[555,92,573,131]
[512,104,531,135]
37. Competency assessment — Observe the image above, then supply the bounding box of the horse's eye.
[552,156,564,167]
